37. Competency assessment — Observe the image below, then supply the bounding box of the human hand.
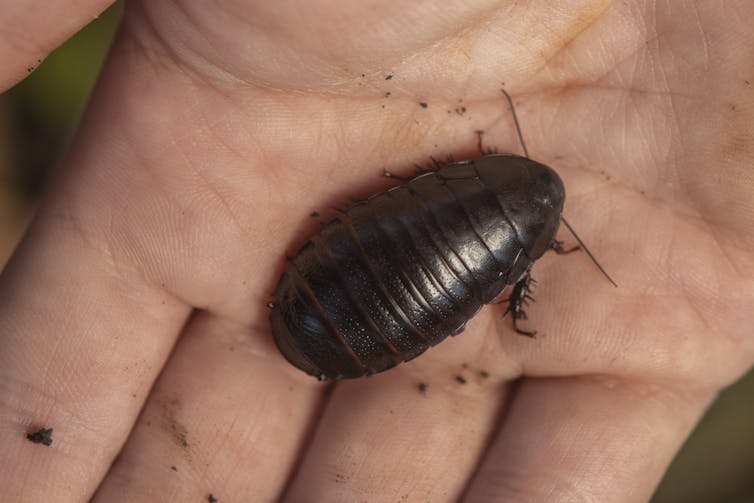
[1,1,753,501]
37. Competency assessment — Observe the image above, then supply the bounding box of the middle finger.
[93,312,324,502]
[283,321,513,502]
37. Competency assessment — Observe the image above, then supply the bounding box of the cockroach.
[269,90,616,380]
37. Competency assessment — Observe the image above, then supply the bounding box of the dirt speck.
[419,102,428,108]
[208,494,218,503]
[384,91,391,97]
[26,427,53,446]
[418,382,427,394]
[171,421,189,448]
[479,370,489,378]
[171,465,177,471]
[160,397,190,451]
[455,375,467,384]
[385,74,393,80]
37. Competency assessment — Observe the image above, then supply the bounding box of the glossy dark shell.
[270,154,565,379]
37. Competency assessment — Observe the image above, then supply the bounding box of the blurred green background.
[0,3,752,501]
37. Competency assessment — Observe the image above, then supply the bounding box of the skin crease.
[0,0,753,501]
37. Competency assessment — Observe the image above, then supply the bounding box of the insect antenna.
[560,217,618,287]
[501,88,530,158]
[501,88,617,287]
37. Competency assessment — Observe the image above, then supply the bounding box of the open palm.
[2,1,753,501]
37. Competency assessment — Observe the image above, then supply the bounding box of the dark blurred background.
[0,3,752,500]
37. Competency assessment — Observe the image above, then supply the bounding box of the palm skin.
[1,0,753,501]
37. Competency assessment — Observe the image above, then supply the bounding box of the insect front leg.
[550,239,579,254]
[503,271,537,337]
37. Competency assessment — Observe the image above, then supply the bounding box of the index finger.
[0,0,114,91]
[0,45,193,503]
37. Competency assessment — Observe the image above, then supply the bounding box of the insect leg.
[475,130,497,155]
[413,163,431,175]
[383,169,407,180]
[383,168,420,181]
[550,239,580,254]
[502,271,537,337]
[429,156,444,169]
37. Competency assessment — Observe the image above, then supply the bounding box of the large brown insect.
[269,90,614,380]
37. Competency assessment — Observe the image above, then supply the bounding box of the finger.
[0,215,191,501]
[283,326,512,502]
[0,0,114,90]
[0,26,205,500]
[462,376,713,502]
[93,312,324,502]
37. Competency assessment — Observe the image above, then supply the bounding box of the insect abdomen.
[271,161,531,379]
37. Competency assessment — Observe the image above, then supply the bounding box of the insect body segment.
[270,154,565,379]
